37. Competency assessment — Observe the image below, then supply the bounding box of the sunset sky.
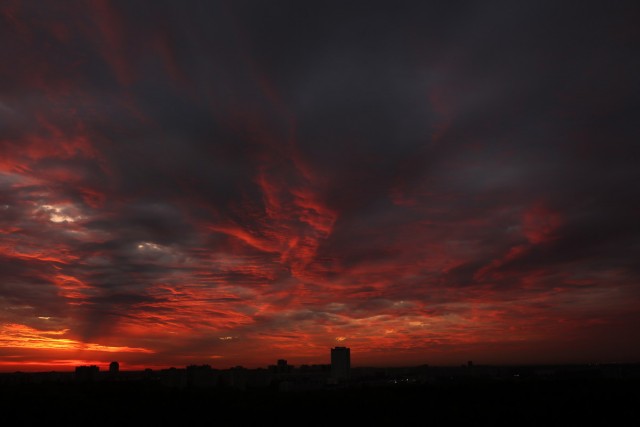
[1,1,638,371]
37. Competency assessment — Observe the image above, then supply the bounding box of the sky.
[0,0,639,371]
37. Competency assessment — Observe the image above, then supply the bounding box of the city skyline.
[1,1,639,372]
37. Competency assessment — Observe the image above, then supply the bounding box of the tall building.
[109,361,119,375]
[331,346,350,380]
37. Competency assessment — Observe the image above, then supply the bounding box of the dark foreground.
[1,378,639,426]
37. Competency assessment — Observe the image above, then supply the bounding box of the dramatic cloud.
[0,0,638,370]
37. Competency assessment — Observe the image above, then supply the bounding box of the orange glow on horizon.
[0,324,153,354]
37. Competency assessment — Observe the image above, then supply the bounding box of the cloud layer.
[0,0,638,370]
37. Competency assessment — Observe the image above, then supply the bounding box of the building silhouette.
[109,361,119,375]
[278,359,293,373]
[331,346,350,380]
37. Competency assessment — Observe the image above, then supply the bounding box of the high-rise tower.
[330,346,350,380]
